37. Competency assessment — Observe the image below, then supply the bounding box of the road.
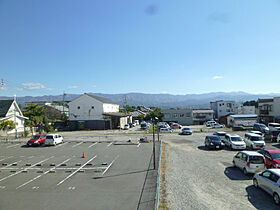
[163,131,280,210]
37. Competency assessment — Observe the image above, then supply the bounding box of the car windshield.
[249,156,264,164]
[31,135,40,140]
[259,124,266,128]
[183,128,190,130]
[210,137,221,142]
[231,137,243,141]
[251,136,264,141]
[271,153,280,160]
[217,133,225,136]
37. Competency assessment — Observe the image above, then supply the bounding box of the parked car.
[123,124,130,130]
[140,122,147,130]
[160,128,173,133]
[157,122,170,129]
[205,120,217,127]
[27,134,46,146]
[204,135,224,149]
[45,134,63,146]
[249,130,264,137]
[268,123,280,132]
[253,123,269,134]
[265,130,280,142]
[211,123,224,128]
[258,150,280,169]
[253,169,280,205]
[233,151,266,175]
[170,123,182,129]
[224,134,246,150]
[244,133,265,150]
[213,131,226,142]
[180,127,192,135]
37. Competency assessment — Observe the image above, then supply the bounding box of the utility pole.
[62,92,66,115]
[152,118,156,170]
[14,94,17,139]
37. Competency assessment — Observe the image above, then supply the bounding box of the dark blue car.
[205,135,224,149]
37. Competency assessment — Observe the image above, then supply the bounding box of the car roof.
[215,131,226,134]
[206,135,220,139]
[266,150,280,154]
[245,133,262,137]
[268,169,280,176]
[241,151,264,156]
[226,134,240,137]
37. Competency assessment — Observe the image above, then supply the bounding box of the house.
[192,110,214,125]
[162,109,193,125]
[210,100,236,119]
[258,97,280,124]
[0,99,28,136]
[68,93,131,130]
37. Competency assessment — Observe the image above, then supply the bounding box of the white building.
[237,105,256,115]
[210,100,236,119]
[0,99,28,136]
[69,93,131,130]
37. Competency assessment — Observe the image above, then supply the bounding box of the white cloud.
[14,87,23,91]
[0,86,8,90]
[68,86,78,89]
[22,83,46,90]
[212,76,223,80]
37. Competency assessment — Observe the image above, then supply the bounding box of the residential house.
[69,93,131,130]
[192,110,214,125]
[162,109,193,125]
[210,100,236,119]
[0,100,28,136]
[258,97,280,124]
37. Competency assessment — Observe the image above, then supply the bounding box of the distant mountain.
[1,92,280,109]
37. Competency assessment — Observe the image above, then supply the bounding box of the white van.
[244,133,265,150]
[205,121,216,127]
[45,134,63,146]
[224,134,246,150]
[233,151,266,175]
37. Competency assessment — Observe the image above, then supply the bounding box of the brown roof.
[258,98,273,103]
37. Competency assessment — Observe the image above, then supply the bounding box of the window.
[180,114,184,117]
[185,113,191,117]
[164,113,171,118]
[91,106,94,109]
[262,171,271,178]
[77,106,80,109]
[173,114,178,118]
[235,152,242,159]
[241,154,247,161]
[270,173,279,183]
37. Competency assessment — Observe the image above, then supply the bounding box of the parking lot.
[163,129,280,210]
[0,133,160,210]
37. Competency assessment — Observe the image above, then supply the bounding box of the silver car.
[253,169,280,205]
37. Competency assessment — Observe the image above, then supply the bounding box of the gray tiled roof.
[0,100,13,117]
[86,94,117,105]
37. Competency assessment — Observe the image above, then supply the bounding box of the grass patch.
[159,142,169,210]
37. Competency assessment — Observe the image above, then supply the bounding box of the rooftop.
[230,114,257,118]
[86,94,117,105]
[0,100,13,117]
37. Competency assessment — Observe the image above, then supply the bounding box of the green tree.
[123,105,136,112]
[144,108,163,121]
[24,104,52,134]
[0,120,15,137]
[243,100,258,108]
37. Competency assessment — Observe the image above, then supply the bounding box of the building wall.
[103,103,119,113]
[211,101,236,119]
[69,95,104,121]
[192,111,214,125]
[162,109,193,125]
[273,97,280,118]
[5,102,25,134]
[238,106,256,115]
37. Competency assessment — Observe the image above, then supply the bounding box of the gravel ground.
[163,131,280,210]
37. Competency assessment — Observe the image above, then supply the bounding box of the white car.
[244,133,265,150]
[205,121,217,127]
[224,134,246,150]
[45,134,63,146]
[233,151,265,175]
[268,123,280,132]
[160,128,173,133]
[211,123,224,128]
[253,169,280,205]
[249,130,264,137]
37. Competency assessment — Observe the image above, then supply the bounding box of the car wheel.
[243,168,248,175]
[230,145,233,151]
[233,161,236,167]
[274,193,280,205]
[253,179,259,188]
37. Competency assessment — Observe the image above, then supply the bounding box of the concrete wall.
[211,101,236,118]
[103,104,119,113]
[273,97,280,118]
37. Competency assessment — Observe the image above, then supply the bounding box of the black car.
[204,135,224,149]
[253,123,269,134]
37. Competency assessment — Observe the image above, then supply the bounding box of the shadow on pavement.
[246,185,279,209]
[224,166,252,180]
[197,146,224,151]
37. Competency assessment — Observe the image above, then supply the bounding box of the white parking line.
[137,143,141,147]
[0,167,107,170]
[28,156,34,159]
[16,158,71,189]
[0,156,13,162]
[55,142,68,148]
[102,155,119,175]
[57,155,97,186]
[72,142,83,148]
[107,142,113,147]
[7,144,20,148]
[88,142,97,148]
[0,156,54,182]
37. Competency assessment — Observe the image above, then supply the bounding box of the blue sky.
[1,0,280,96]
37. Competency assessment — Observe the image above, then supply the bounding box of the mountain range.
[1,92,279,109]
